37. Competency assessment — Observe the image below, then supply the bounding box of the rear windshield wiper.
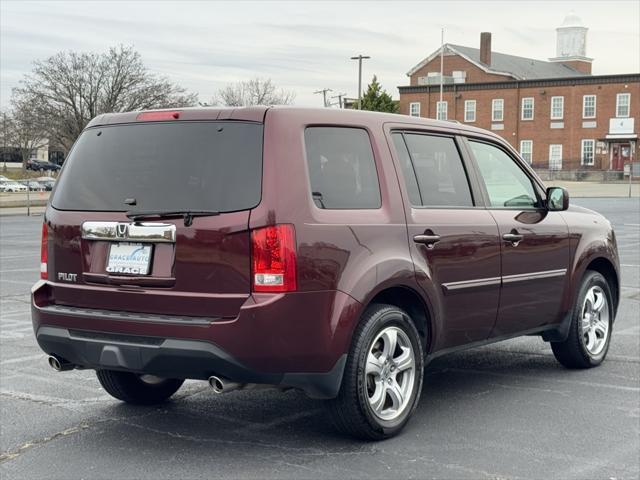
[126,210,220,227]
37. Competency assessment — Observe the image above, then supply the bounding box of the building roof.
[407,43,590,80]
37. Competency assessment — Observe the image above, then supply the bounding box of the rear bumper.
[35,325,346,398]
[31,281,361,399]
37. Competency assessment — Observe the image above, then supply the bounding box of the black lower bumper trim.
[36,326,346,399]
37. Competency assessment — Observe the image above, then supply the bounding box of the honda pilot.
[32,107,619,439]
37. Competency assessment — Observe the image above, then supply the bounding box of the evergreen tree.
[359,75,399,113]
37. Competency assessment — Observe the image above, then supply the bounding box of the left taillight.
[251,224,297,292]
[40,223,48,279]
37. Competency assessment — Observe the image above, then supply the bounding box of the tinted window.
[402,134,473,207]
[391,133,421,205]
[304,127,381,209]
[469,140,539,208]
[52,122,263,212]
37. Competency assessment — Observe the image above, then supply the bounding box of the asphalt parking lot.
[1,198,638,480]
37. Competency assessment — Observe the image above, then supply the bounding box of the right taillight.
[251,224,297,292]
[40,222,48,280]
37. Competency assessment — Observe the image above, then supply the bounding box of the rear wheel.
[327,304,424,440]
[551,271,614,369]
[96,370,184,405]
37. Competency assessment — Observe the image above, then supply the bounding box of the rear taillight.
[251,224,297,292]
[40,223,48,280]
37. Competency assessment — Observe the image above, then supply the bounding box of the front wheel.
[96,370,184,405]
[327,304,424,440]
[551,271,614,368]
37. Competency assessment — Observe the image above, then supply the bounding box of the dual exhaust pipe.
[47,355,74,372]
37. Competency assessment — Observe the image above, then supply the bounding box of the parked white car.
[0,181,28,192]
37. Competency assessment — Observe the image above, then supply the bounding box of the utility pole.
[350,54,370,110]
[314,88,333,107]
[331,93,348,109]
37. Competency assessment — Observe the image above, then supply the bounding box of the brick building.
[398,14,639,177]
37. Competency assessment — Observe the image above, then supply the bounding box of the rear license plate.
[107,243,152,275]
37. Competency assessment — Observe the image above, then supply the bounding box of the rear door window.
[52,121,263,212]
[304,127,381,209]
[400,133,474,207]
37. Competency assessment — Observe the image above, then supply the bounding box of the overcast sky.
[1,0,639,108]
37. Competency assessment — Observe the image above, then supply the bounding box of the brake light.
[251,224,297,292]
[40,223,48,280]
[136,111,181,121]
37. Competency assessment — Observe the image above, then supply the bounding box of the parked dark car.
[32,107,619,439]
[26,159,61,172]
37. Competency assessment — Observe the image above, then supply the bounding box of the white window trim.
[550,96,564,120]
[581,139,595,166]
[519,140,533,164]
[436,101,448,120]
[491,99,504,122]
[409,102,421,117]
[549,144,563,170]
[464,100,476,122]
[616,93,631,118]
[521,97,534,120]
[582,95,596,119]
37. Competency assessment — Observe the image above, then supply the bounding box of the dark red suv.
[32,107,619,439]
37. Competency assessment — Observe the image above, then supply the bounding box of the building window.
[549,144,563,170]
[491,99,504,122]
[519,140,533,164]
[409,102,421,117]
[550,96,564,120]
[521,97,534,120]
[464,100,476,122]
[581,139,595,166]
[583,95,596,118]
[436,101,448,120]
[616,93,630,118]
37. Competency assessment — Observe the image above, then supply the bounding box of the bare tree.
[216,78,295,107]
[12,45,198,152]
[1,104,48,171]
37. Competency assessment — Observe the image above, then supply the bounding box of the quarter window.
[400,133,474,207]
[409,102,421,117]
[492,99,504,122]
[521,97,534,120]
[583,95,596,118]
[391,133,421,206]
[304,127,381,209]
[549,144,563,170]
[464,100,476,122]
[469,140,539,209]
[550,96,564,120]
[616,93,630,118]
[519,140,533,164]
[436,101,448,120]
[581,139,595,166]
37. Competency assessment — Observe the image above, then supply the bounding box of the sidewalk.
[546,180,639,198]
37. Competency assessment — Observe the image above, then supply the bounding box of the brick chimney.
[480,32,492,66]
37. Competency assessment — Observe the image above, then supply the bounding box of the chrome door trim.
[442,269,567,293]
[442,276,501,292]
[81,221,176,243]
[501,269,567,284]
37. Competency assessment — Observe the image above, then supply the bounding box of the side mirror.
[546,186,569,211]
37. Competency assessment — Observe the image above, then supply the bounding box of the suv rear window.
[304,127,381,209]
[52,121,263,212]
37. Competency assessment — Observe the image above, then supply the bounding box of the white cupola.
[556,12,588,58]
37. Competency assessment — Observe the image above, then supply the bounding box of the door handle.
[413,234,441,249]
[502,231,524,246]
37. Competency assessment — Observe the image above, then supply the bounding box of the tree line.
[1,45,396,169]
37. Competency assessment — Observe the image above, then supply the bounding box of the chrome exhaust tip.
[48,355,74,372]
[208,376,242,394]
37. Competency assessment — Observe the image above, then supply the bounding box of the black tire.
[326,303,425,440]
[551,271,614,369]
[96,370,184,405]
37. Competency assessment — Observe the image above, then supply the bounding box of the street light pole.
[350,55,370,110]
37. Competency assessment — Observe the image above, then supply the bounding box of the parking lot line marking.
[0,354,45,366]
[621,264,640,267]
[0,268,39,273]
[0,255,37,260]
[0,279,36,285]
